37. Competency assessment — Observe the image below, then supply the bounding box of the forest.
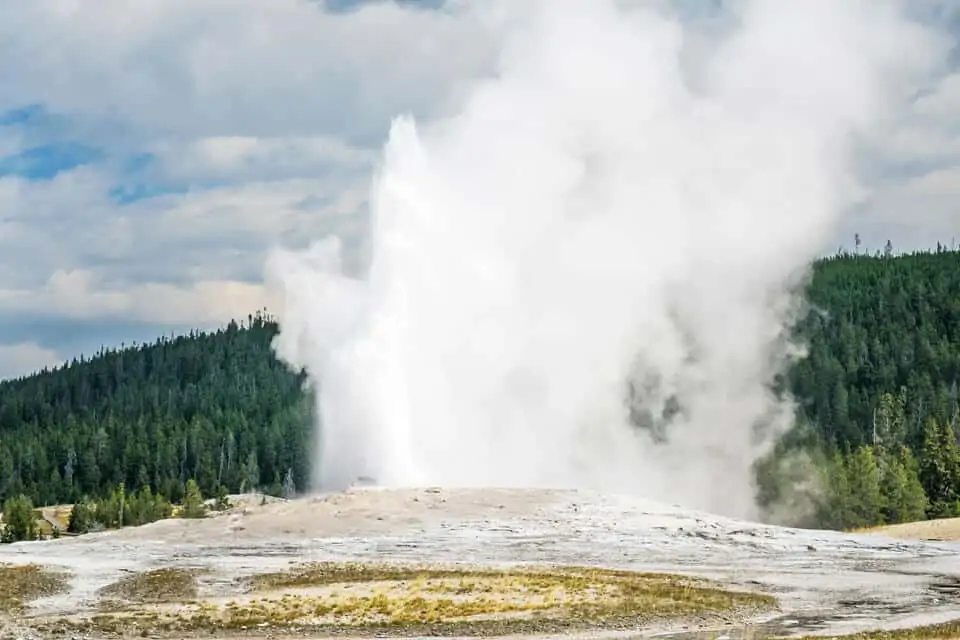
[0,247,959,533]
[0,313,311,510]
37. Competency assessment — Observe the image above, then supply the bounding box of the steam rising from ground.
[267,0,941,519]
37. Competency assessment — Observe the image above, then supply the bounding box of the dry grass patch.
[0,563,69,612]
[854,517,960,541]
[98,567,201,606]
[44,505,72,530]
[55,562,777,637]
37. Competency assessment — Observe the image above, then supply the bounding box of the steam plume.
[266,0,942,519]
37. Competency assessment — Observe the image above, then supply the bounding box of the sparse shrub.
[214,485,231,511]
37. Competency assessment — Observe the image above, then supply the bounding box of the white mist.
[267,0,942,519]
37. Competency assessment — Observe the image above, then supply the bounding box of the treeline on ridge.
[0,312,311,510]
[761,246,960,527]
[0,249,959,532]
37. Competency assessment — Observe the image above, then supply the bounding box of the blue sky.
[0,0,957,379]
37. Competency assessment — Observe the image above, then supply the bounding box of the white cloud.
[906,166,960,197]
[0,268,278,326]
[847,164,960,252]
[0,0,503,340]
[0,166,371,288]
[914,72,960,120]
[872,71,960,164]
[855,52,960,250]
[877,126,960,163]
[0,341,62,379]
[0,0,957,350]
[147,135,376,183]
[0,0,499,141]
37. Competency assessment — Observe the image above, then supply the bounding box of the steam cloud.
[267,0,943,519]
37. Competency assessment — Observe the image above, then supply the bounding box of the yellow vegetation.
[50,561,776,636]
[0,563,69,612]
[98,567,201,606]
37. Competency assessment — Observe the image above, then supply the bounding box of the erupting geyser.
[266,0,942,519]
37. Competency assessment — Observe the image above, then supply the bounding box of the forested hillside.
[0,249,959,531]
[792,249,960,448]
[0,312,311,507]
[771,247,960,527]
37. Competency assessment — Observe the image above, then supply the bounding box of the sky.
[0,0,958,380]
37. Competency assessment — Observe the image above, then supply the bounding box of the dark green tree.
[919,417,960,518]
[214,485,231,512]
[816,450,850,530]
[879,446,928,524]
[2,495,37,543]
[181,479,207,519]
[68,498,96,534]
[844,446,884,529]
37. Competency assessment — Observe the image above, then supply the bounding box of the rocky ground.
[0,487,957,639]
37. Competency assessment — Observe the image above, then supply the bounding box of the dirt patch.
[42,562,776,637]
[0,563,70,613]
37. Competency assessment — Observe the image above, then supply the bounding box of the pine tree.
[180,479,207,519]
[817,450,850,530]
[897,446,929,523]
[919,417,960,518]
[214,484,231,511]
[2,495,37,543]
[844,446,883,529]
[879,446,928,524]
[68,498,95,534]
[873,391,907,448]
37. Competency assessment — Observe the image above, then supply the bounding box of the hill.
[0,250,959,531]
[773,248,960,528]
[792,249,960,449]
[0,312,311,508]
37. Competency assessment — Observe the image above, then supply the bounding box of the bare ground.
[0,487,958,639]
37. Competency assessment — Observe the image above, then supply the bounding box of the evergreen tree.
[844,446,883,529]
[919,418,960,518]
[817,450,850,530]
[879,446,928,524]
[68,499,95,534]
[896,446,929,523]
[2,495,37,543]
[214,485,231,512]
[873,391,908,448]
[181,479,207,519]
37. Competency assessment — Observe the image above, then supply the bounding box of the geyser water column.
[266,0,942,518]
